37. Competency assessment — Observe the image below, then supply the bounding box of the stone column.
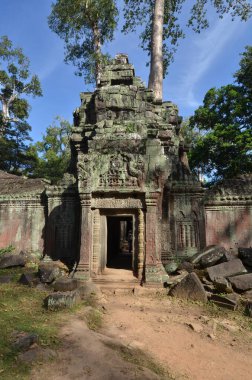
[145,192,168,284]
[75,193,92,280]
[138,208,144,281]
[92,208,101,276]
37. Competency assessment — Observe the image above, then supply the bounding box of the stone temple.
[0,54,251,284]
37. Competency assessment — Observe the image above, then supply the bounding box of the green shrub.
[0,245,15,256]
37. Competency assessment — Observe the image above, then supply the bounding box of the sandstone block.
[207,259,247,282]
[228,273,252,292]
[38,262,61,284]
[19,273,40,287]
[53,277,78,292]
[191,245,227,268]
[213,277,233,294]
[44,291,81,311]
[12,332,39,351]
[169,272,207,302]
[210,294,239,310]
[178,261,195,273]
[0,253,26,269]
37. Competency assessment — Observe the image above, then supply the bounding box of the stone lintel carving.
[98,153,144,189]
[145,192,160,207]
[205,198,252,206]
[92,197,143,209]
[80,193,92,207]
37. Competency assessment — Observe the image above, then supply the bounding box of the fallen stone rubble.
[168,245,252,313]
[0,246,252,316]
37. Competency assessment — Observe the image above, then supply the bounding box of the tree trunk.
[93,23,102,87]
[0,99,9,136]
[148,0,165,103]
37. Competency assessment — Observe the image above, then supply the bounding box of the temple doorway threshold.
[93,211,142,284]
[94,267,138,284]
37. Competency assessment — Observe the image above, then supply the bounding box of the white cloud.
[38,59,62,81]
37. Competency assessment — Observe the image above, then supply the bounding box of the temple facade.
[0,55,251,284]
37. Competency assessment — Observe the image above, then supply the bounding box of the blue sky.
[1,0,252,142]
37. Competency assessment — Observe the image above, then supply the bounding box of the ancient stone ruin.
[0,54,251,285]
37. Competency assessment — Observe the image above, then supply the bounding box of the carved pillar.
[92,209,101,276]
[75,193,92,280]
[138,208,144,281]
[145,192,169,284]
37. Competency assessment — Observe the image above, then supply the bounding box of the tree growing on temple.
[48,0,118,85]
[32,117,72,183]
[188,46,252,182]
[123,0,252,101]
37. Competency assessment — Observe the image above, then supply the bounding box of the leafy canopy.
[0,35,42,133]
[0,36,42,175]
[48,0,118,83]
[0,121,37,175]
[32,117,72,183]
[122,0,252,77]
[188,46,252,182]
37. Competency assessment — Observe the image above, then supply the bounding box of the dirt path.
[31,288,252,380]
[102,290,252,380]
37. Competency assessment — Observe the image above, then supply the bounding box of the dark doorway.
[107,216,133,270]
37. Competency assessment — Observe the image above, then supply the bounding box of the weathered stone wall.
[0,197,45,252]
[0,171,46,253]
[45,177,80,267]
[204,175,252,250]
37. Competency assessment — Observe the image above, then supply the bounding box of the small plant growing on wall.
[0,245,15,256]
[125,123,135,133]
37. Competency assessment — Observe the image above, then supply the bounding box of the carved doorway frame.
[91,208,144,281]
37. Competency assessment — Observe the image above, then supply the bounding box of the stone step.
[95,281,167,296]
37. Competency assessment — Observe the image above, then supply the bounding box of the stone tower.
[1,56,251,276]
[66,54,205,283]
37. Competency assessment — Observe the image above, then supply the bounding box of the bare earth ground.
[31,273,252,380]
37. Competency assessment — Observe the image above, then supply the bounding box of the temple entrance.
[107,216,133,270]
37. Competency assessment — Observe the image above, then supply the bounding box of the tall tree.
[32,117,72,183]
[0,36,42,135]
[48,0,118,85]
[188,46,252,182]
[0,121,37,175]
[123,0,252,101]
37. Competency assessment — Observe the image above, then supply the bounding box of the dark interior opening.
[111,79,133,86]
[107,216,133,269]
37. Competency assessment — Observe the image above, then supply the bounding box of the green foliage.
[0,36,42,175]
[0,35,42,131]
[0,245,15,256]
[32,116,72,183]
[122,0,252,77]
[48,0,118,84]
[0,121,37,175]
[125,122,135,133]
[188,46,252,182]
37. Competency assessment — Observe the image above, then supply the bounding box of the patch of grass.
[0,283,73,379]
[104,341,175,379]
[85,308,103,331]
[0,267,34,282]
